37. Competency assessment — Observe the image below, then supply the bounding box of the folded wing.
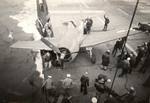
[10,37,58,51]
[80,28,141,47]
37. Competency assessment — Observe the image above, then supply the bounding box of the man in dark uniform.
[121,86,136,103]
[134,46,145,67]
[101,50,110,70]
[103,15,110,31]
[80,72,89,95]
[112,39,121,56]
[43,52,51,69]
[118,57,130,77]
[42,76,56,103]
[138,55,150,73]
[94,74,111,94]
[128,53,136,74]
[143,74,150,87]
[84,17,93,34]
[86,18,93,34]
[147,41,150,56]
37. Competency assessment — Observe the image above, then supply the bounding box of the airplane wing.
[80,27,142,47]
[10,38,58,50]
[10,40,51,50]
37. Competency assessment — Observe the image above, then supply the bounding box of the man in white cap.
[43,76,54,89]
[63,74,73,89]
[80,72,89,95]
[91,97,97,103]
[121,86,136,103]
[62,74,73,96]
[42,75,55,100]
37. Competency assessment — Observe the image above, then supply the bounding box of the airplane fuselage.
[52,21,84,62]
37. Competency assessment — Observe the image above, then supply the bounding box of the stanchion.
[107,0,139,99]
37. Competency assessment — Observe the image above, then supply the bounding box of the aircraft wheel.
[91,53,96,64]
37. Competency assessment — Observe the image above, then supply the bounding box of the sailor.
[121,86,136,103]
[118,57,130,77]
[134,46,145,67]
[103,15,110,31]
[62,74,73,96]
[85,17,93,34]
[42,75,55,101]
[112,39,121,56]
[83,19,88,34]
[60,51,67,69]
[91,97,98,103]
[43,52,51,69]
[94,74,111,94]
[101,50,110,70]
[128,53,136,74]
[80,72,89,95]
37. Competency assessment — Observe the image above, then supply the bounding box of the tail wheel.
[91,53,96,64]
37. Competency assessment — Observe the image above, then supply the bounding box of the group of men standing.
[84,14,110,34]
[136,41,150,73]
[100,37,150,78]
[42,72,90,103]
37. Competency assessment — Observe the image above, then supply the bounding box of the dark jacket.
[80,75,89,86]
[102,53,110,66]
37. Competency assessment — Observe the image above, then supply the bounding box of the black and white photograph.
[0,0,150,103]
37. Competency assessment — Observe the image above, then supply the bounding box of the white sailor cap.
[106,50,110,53]
[67,74,71,78]
[85,72,88,75]
[107,79,111,83]
[91,97,97,103]
[127,57,131,61]
[48,75,52,78]
[130,86,135,91]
